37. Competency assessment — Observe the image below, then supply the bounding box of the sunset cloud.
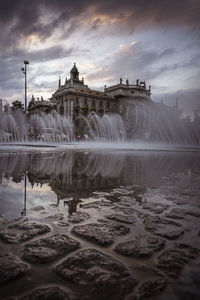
[0,0,199,112]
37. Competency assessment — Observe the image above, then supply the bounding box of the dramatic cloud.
[0,0,199,49]
[0,0,199,112]
[87,43,177,84]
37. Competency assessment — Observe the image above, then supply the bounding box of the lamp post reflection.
[21,171,27,217]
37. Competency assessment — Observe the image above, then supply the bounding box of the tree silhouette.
[11,100,24,111]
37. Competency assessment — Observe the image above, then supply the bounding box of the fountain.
[0,102,200,151]
[80,112,126,142]
[29,111,75,143]
[125,100,200,145]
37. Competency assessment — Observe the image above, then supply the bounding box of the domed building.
[51,63,152,138]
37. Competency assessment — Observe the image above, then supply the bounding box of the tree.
[3,104,11,114]
[80,104,90,116]
[11,100,24,111]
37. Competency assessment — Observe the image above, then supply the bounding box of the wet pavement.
[0,149,200,300]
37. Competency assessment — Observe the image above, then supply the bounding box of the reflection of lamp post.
[21,171,27,217]
[21,60,29,112]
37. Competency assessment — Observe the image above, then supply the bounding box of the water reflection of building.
[1,151,200,216]
[28,152,122,213]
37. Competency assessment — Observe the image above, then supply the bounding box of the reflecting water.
[0,149,200,300]
[0,150,199,220]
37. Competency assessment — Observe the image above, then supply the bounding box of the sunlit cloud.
[0,0,199,112]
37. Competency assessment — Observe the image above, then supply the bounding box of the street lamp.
[21,60,29,112]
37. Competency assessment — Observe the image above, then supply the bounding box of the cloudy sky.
[0,0,199,113]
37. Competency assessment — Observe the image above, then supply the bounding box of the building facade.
[51,63,152,137]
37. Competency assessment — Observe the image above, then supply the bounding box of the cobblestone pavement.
[0,151,200,299]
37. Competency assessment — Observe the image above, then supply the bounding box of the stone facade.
[51,64,152,137]
[52,64,117,132]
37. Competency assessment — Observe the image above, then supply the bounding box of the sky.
[0,0,199,113]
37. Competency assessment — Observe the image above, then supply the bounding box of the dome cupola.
[70,63,79,80]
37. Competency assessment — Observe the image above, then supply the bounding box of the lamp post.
[21,60,29,112]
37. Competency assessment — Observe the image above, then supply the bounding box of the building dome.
[70,63,79,80]
[71,63,78,73]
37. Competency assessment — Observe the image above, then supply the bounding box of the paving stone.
[98,219,130,235]
[165,208,200,220]
[127,278,167,300]
[0,221,51,244]
[55,220,69,227]
[68,211,90,223]
[31,206,45,211]
[72,221,129,246]
[0,215,8,225]
[0,253,29,284]
[113,188,134,195]
[18,286,70,300]
[118,196,137,207]
[72,223,113,246]
[112,206,136,215]
[114,235,165,258]
[164,208,186,219]
[81,200,112,210]
[105,213,136,224]
[47,214,64,220]
[173,198,187,205]
[21,233,80,264]
[167,258,200,300]
[143,216,184,239]
[55,248,137,300]
[93,191,113,197]
[140,202,169,214]
[185,209,200,218]
[156,243,199,278]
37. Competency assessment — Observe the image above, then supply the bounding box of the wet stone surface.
[117,196,137,207]
[21,234,80,264]
[31,206,45,212]
[18,287,70,300]
[68,211,90,223]
[105,213,136,224]
[0,221,51,244]
[164,207,200,220]
[127,278,167,300]
[113,188,135,196]
[127,266,168,300]
[143,216,184,239]
[72,221,129,246]
[0,152,200,300]
[140,202,169,214]
[165,258,200,300]
[164,208,186,219]
[114,235,165,258]
[156,243,199,278]
[55,248,137,300]
[81,199,113,210]
[47,214,64,221]
[0,253,29,284]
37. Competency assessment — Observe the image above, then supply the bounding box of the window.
[107,102,110,109]
[100,101,103,108]
[76,98,79,105]
[84,98,87,105]
[92,100,95,107]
